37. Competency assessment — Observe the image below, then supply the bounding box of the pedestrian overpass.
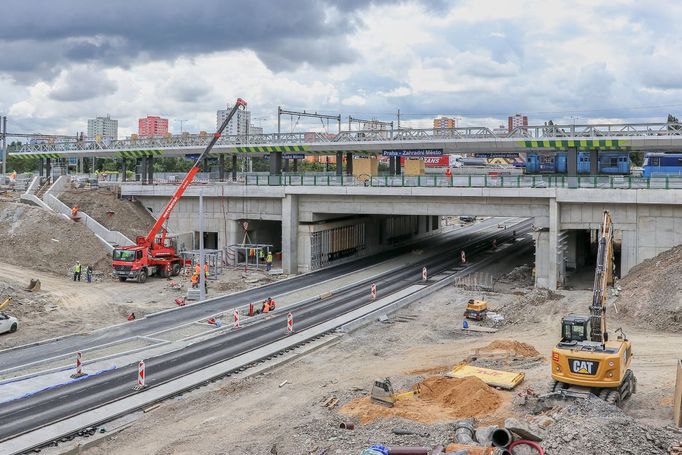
[10,121,682,160]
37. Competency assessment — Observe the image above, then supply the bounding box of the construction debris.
[448,364,524,390]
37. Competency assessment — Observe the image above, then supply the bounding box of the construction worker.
[261,299,270,314]
[266,296,276,311]
[191,273,199,288]
[70,205,79,218]
[445,167,452,179]
[86,265,93,283]
[127,312,136,321]
[266,251,273,272]
[73,261,82,281]
[194,262,201,276]
[203,262,209,292]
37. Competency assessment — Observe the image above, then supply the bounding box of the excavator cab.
[560,314,591,343]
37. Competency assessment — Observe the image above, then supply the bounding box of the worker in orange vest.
[266,297,276,311]
[262,300,270,313]
[445,167,452,178]
[194,263,201,276]
[204,262,209,278]
[191,273,199,288]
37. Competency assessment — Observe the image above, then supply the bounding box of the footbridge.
[11,121,682,160]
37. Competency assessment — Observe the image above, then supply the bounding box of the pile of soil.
[542,398,679,455]
[496,288,565,326]
[339,376,503,424]
[498,264,533,286]
[0,202,110,275]
[615,245,682,331]
[59,188,155,241]
[478,340,542,358]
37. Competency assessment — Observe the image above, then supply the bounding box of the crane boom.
[589,210,613,346]
[142,98,247,246]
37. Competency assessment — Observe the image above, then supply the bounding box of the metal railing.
[14,121,682,154]
[244,173,682,190]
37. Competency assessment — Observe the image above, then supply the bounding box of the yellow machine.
[463,299,488,320]
[550,211,636,406]
[370,378,420,407]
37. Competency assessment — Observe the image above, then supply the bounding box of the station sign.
[474,152,520,158]
[262,153,305,160]
[382,149,443,157]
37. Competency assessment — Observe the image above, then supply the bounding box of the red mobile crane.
[112,98,247,283]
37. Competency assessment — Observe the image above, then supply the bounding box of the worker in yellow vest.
[266,252,273,271]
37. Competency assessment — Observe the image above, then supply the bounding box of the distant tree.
[547,120,555,126]
[6,141,39,173]
[667,113,680,132]
[629,152,643,167]
[667,113,678,123]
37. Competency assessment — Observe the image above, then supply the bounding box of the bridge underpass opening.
[562,228,622,289]
[300,214,443,272]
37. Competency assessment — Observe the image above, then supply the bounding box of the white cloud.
[341,95,367,106]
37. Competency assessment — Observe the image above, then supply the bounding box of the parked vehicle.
[0,312,18,334]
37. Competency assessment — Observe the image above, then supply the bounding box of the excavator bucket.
[0,296,11,311]
[25,279,41,292]
[370,378,396,407]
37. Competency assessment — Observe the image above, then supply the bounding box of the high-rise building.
[138,115,169,137]
[250,126,264,135]
[87,115,118,140]
[216,104,251,135]
[433,117,457,129]
[508,114,528,131]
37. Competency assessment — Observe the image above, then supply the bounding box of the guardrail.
[244,173,682,190]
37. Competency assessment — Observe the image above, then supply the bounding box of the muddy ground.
[0,262,285,349]
[81,285,682,455]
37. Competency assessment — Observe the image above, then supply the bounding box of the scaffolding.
[226,244,273,270]
[179,249,224,279]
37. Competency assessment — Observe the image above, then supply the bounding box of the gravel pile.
[615,245,682,331]
[498,264,534,286]
[496,288,565,326]
[542,398,678,455]
[0,202,111,275]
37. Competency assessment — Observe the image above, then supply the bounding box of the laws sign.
[382,149,443,157]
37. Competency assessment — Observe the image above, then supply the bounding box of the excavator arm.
[590,210,613,346]
[142,98,247,246]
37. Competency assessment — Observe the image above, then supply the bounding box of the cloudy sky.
[1,0,681,137]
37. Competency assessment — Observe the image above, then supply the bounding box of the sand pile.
[478,340,542,358]
[0,202,111,275]
[60,188,155,241]
[615,245,682,331]
[339,376,503,424]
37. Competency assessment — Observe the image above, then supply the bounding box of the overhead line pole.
[277,107,342,134]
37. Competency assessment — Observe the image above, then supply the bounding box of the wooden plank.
[449,364,525,390]
[673,360,682,428]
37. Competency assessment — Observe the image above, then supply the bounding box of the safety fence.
[244,173,682,190]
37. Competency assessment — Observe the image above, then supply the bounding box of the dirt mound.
[615,245,682,331]
[339,376,503,424]
[0,202,111,275]
[478,340,542,358]
[496,288,565,326]
[59,188,155,241]
[542,397,678,455]
[498,264,533,286]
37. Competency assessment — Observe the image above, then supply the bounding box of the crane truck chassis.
[112,98,247,283]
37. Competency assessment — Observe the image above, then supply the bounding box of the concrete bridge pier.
[38,158,44,178]
[281,195,299,274]
[534,198,562,290]
[231,155,238,181]
[121,159,127,182]
[269,151,282,176]
[218,154,225,181]
[336,151,343,176]
[147,155,154,184]
[346,152,353,175]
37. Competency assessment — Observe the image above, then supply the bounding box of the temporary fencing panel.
[310,223,366,270]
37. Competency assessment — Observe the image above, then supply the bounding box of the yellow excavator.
[370,378,420,407]
[549,210,636,407]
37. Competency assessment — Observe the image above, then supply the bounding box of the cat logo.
[569,359,599,375]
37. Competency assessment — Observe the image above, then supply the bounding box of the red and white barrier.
[460,250,466,264]
[422,267,428,281]
[287,312,293,334]
[70,351,85,378]
[137,360,145,388]
[370,283,377,300]
[233,309,240,328]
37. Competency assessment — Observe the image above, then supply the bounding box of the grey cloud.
[0,0,408,80]
[49,68,118,101]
